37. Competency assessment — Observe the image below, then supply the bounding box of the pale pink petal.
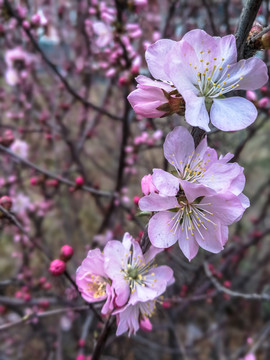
[226,57,268,90]
[211,97,257,131]
[167,40,200,92]
[178,232,199,261]
[139,193,179,211]
[179,179,215,203]
[145,39,176,81]
[182,90,211,131]
[193,222,224,254]
[163,126,195,174]
[144,245,163,263]
[152,168,179,196]
[203,193,246,225]
[148,211,179,248]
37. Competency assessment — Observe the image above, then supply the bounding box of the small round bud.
[75,176,84,187]
[133,196,140,205]
[0,196,12,211]
[49,259,66,276]
[78,339,85,347]
[59,245,74,262]
[76,355,86,360]
[45,179,59,187]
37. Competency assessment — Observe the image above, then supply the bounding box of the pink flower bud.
[78,339,85,347]
[59,245,74,262]
[162,301,171,309]
[75,177,84,186]
[0,196,12,211]
[246,91,257,102]
[139,317,152,332]
[141,174,157,195]
[76,355,86,360]
[45,179,59,187]
[223,280,231,288]
[22,20,30,29]
[258,97,269,108]
[49,259,66,276]
[133,196,140,205]
[43,282,52,290]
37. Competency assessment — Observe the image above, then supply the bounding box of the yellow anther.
[205,68,209,71]
[223,81,226,85]
[213,57,217,60]
[202,72,206,76]
[189,62,192,65]
[208,50,211,53]
[206,62,209,65]
[197,72,201,76]
[222,58,224,61]
[194,66,197,69]
[217,84,220,87]
[240,76,243,80]
[200,59,203,62]
[227,64,230,68]
[207,77,210,80]
[219,67,223,70]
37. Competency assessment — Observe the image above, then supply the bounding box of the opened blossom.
[143,29,268,131]
[161,126,247,199]
[139,128,249,260]
[104,232,174,306]
[76,248,114,315]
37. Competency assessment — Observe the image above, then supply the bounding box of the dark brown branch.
[235,0,263,59]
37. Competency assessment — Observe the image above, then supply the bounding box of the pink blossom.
[103,233,174,306]
[145,29,268,131]
[12,193,31,215]
[92,21,113,48]
[5,47,34,86]
[161,126,246,198]
[76,249,114,315]
[243,354,256,360]
[10,139,29,159]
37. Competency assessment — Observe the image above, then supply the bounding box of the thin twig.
[204,262,270,301]
[0,144,113,198]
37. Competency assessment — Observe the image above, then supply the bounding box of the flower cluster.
[128,29,268,131]
[139,126,249,260]
[76,233,174,336]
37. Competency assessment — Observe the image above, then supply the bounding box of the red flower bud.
[75,176,84,187]
[0,196,12,211]
[49,259,66,276]
[59,245,74,262]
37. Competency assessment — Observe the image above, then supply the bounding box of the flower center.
[187,50,244,99]
[121,249,157,293]
[171,152,212,183]
[168,200,217,240]
[87,274,107,299]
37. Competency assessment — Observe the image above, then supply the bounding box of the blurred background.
[0,0,270,359]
